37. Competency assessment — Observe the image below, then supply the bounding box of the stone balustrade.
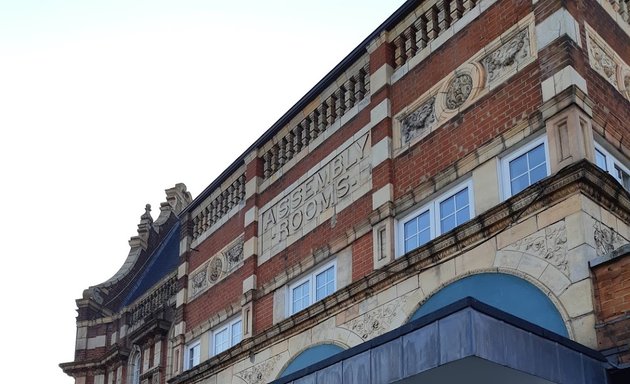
[262,63,370,180]
[609,0,630,23]
[393,0,480,69]
[192,174,246,240]
[129,275,177,326]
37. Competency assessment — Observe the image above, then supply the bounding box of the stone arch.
[127,344,142,384]
[407,269,570,337]
[276,341,347,379]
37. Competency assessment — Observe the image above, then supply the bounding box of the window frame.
[594,142,630,190]
[287,260,337,316]
[130,351,141,384]
[184,339,201,370]
[210,316,242,357]
[500,136,550,199]
[396,180,474,257]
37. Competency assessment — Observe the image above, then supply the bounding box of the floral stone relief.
[234,355,281,384]
[593,221,626,257]
[342,296,407,341]
[588,40,618,87]
[481,28,530,85]
[444,73,473,110]
[400,97,436,145]
[503,221,568,274]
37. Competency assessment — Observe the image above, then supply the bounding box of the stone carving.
[208,256,223,284]
[482,28,530,84]
[344,297,407,340]
[589,41,618,86]
[624,74,630,98]
[191,268,208,297]
[235,356,281,384]
[400,97,436,144]
[129,276,177,325]
[593,222,625,257]
[505,221,568,274]
[224,239,244,270]
[445,73,473,110]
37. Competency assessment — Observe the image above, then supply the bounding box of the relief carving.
[343,297,407,340]
[191,268,208,297]
[208,256,223,284]
[235,356,281,384]
[224,239,244,270]
[400,97,436,144]
[482,28,530,84]
[444,73,473,110]
[505,221,568,274]
[624,74,630,98]
[593,222,625,257]
[589,41,618,86]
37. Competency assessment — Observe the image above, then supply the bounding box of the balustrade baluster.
[355,70,366,101]
[238,175,245,201]
[363,64,370,94]
[393,35,406,68]
[463,0,474,12]
[335,88,346,119]
[286,131,295,160]
[317,104,327,133]
[415,17,428,50]
[263,152,272,178]
[346,79,356,109]
[437,1,450,33]
[450,0,463,22]
[278,139,286,167]
[426,6,439,40]
[404,26,418,61]
[271,144,280,172]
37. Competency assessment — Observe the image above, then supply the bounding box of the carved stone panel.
[191,268,208,297]
[208,256,223,284]
[481,28,531,86]
[593,222,626,257]
[589,40,618,87]
[224,239,244,271]
[400,97,436,145]
[234,356,281,384]
[503,221,568,274]
[342,297,407,341]
[444,74,473,110]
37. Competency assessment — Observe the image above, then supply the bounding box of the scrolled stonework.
[234,356,281,384]
[589,41,618,86]
[481,28,530,85]
[400,97,436,144]
[593,222,626,257]
[504,221,568,274]
[191,268,208,297]
[208,256,223,284]
[224,239,244,270]
[444,73,473,110]
[343,297,407,341]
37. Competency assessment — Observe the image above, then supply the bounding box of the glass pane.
[440,197,455,217]
[316,266,335,301]
[529,163,547,184]
[215,329,228,355]
[528,144,546,167]
[405,236,417,253]
[441,214,456,233]
[456,208,470,224]
[595,149,607,170]
[404,219,417,237]
[418,211,430,229]
[418,228,431,245]
[292,281,310,313]
[511,174,529,195]
[231,321,242,346]
[509,155,528,178]
[455,189,468,208]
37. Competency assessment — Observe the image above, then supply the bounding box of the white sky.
[0,1,407,382]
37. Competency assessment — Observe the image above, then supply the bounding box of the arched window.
[130,351,141,384]
[278,344,345,378]
[409,273,568,336]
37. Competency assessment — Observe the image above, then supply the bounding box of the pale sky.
[0,1,407,382]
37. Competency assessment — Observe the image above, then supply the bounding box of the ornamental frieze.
[342,297,407,341]
[234,355,281,384]
[188,236,245,299]
[481,28,531,86]
[503,221,568,274]
[400,97,436,144]
[593,222,626,257]
[444,74,473,110]
[586,23,630,101]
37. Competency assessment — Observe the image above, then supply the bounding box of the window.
[211,317,242,356]
[595,143,630,190]
[501,137,549,198]
[398,181,474,256]
[288,261,336,315]
[184,340,200,370]
[131,352,141,384]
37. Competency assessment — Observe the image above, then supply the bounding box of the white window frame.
[594,142,630,190]
[396,180,474,257]
[130,351,141,384]
[288,260,337,316]
[500,136,550,199]
[210,316,242,357]
[184,339,201,370]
